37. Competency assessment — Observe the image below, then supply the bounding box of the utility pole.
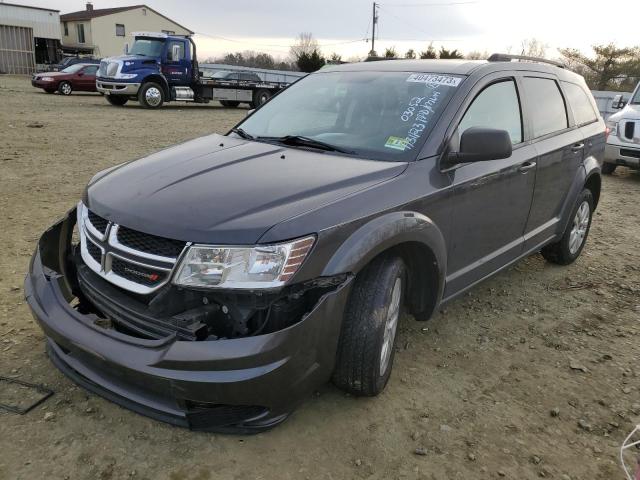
[370,2,378,57]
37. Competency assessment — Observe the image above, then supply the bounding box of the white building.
[60,3,192,58]
[0,2,61,74]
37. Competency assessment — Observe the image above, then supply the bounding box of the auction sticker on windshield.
[406,73,462,87]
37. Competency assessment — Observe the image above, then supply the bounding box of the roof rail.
[488,53,565,69]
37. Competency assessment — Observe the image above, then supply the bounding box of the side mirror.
[246,109,255,117]
[448,127,512,164]
[611,94,625,110]
[171,44,181,61]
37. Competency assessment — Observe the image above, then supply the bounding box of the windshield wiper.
[230,127,255,140]
[257,135,355,154]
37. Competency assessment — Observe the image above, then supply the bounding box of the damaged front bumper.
[24,209,352,433]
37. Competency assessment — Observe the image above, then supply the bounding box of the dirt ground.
[1,75,639,480]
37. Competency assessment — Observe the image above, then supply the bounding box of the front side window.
[238,71,462,161]
[522,77,568,138]
[61,64,84,74]
[83,65,98,75]
[631,86,640,105]
[561,81,597,125]
[458,80,522,144]
[115,24,125,37]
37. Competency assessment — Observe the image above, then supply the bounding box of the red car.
[31,63,99,95]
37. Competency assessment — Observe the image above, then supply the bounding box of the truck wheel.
[58,81,72,95]
[332,255,405,396]
[252,89,271,107]
[601,162,617,174]
[106,95,128,106]
[220,100,240,108]
[541,188,594,265]
[138,82,164,108]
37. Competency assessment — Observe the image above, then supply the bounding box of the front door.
[444,77,537,298]
[162,39,189,86]
[77,65,98,91]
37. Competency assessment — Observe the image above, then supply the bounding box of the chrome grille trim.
[77,202,188,295]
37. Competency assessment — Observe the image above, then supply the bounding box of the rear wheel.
[138,82,164,108]
[601,162,617,174]
[105,95,128,106]
[332,255,405,396]
[58,81,72,95]
[220,100,240,108]
[541,189,594,265]
[252,89,271,108]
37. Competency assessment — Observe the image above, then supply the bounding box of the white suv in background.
[604,83,640,174]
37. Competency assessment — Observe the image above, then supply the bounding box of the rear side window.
[522,77,568,138]
[458,80,522,144]
[561,81,597,125]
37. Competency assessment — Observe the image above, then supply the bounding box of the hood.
[86,134,407,244]
[609,103,640,122]
[35,71,69,78]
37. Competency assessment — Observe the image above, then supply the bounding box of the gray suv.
[26,54,605,432]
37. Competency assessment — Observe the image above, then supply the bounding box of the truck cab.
[604,82,640,173]
[96,31,198,108]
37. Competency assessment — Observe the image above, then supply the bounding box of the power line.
[379,1,477,6]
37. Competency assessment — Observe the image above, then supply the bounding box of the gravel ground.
[1,75,639,480]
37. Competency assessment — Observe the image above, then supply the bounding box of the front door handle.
[519,161,536,173]
[571,142,585,152]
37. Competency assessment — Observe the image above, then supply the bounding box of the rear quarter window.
[561,81,598,125]
[522,77,568,138]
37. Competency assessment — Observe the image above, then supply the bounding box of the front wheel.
[105,95,128,106]
[138,82,164,108]
[58,81,72,95]
[332,255,405,396]
[541,189,594,265]
[601,162,617,174]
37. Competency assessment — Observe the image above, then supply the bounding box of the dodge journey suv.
[25,54,605,432]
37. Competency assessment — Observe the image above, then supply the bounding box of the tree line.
[207,33,640,91]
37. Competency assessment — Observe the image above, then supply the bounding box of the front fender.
[321,211,447,315]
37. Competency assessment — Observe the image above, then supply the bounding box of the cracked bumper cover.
[24,211,352,432]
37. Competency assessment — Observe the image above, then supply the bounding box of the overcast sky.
[17,0,640,60]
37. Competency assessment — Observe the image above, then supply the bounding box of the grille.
[620,148,640,159]
[86,239,102,264]
[98,60,108,77]
[106,61,119,77]
[624,121,636,140]
[117,226,186,259]
[110,257,168,287]
[87,210,109,234]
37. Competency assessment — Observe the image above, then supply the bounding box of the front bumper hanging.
[25,208,352,432]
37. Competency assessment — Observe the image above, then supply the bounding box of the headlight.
[606,120,618,138]
[114,73,138,79]
[174,236,315,289]
[40,76,54,82]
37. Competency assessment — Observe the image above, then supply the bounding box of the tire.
[601,162,617,174]
[138,82,164,108]
[541,189,594,265]
[252,89,271,107]
[220,100,240,108]
[105,95,128,106]
[332,255,406,396]
[58,81,72,95]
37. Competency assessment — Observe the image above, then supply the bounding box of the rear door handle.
[519,161,536,172]
[571,142,585,152]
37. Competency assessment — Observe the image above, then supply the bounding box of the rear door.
[521,75,584,250]
[444,74,537,297]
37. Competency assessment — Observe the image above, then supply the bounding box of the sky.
[14,0,640,61]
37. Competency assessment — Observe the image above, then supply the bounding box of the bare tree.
[405,49,416,59]
[385,47,398,59]
[466,50,488,60]
[520,38,548,58]
[290,32,319,61]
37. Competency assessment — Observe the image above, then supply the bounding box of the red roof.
[60,4,193,34]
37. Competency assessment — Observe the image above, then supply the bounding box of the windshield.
[61,64,85,73]
[129,38,165,57]
[631,86,640,104]
[236,71,462,161]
